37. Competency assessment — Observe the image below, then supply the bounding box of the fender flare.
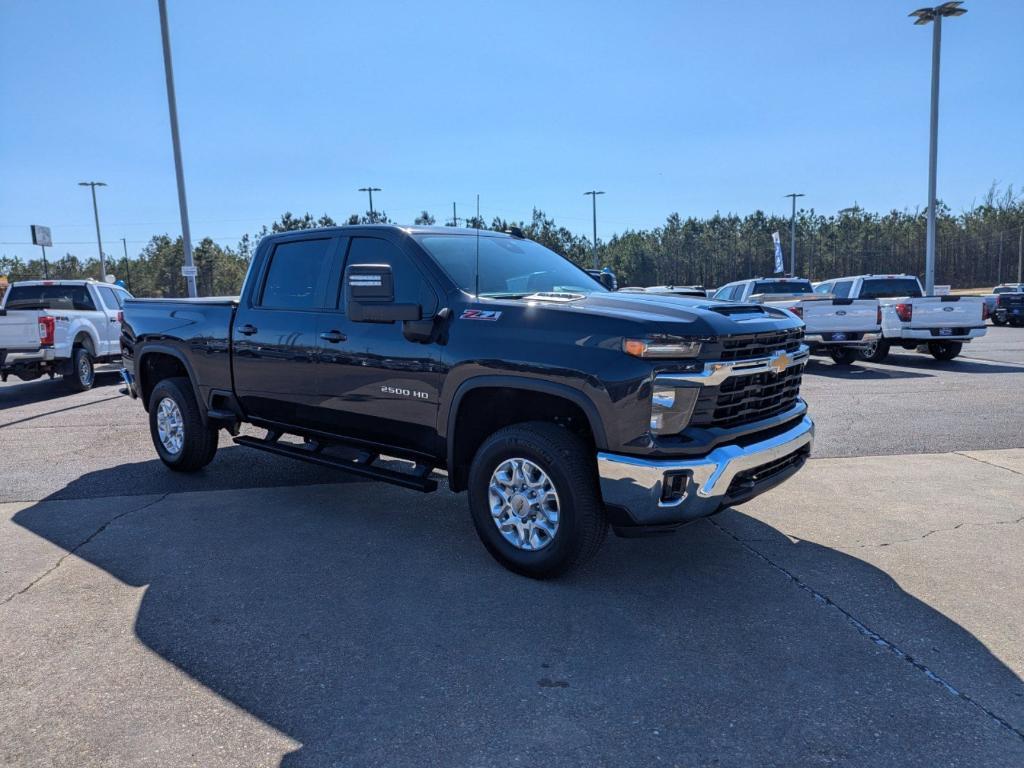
[136,343,205,416]
[442,375,609,477]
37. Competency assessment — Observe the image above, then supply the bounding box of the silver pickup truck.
[820,274,987,362]
[0,279,132,390]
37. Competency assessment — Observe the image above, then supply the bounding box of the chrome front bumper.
[597,415,814,527]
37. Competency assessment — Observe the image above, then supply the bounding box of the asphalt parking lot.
[2,327,1023,767]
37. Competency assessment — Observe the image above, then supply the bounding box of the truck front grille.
[689,364,804,429]
[716,329,803,361]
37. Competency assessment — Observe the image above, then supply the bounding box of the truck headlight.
[649,386,699,434]
[623,337,702,358]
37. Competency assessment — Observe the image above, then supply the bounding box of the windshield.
[751,280,812,294]
[4,284,97,311]
[414,234,605,298]
[860,278,923,299]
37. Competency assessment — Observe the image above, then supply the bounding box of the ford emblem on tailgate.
[835,310,847,316]
[943,306,954,312]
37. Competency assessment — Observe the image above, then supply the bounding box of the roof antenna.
[474,193,481,299]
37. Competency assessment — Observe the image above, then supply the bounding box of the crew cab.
[990,283,1024,327]
[822,274,987,362]
[713,277,881,365]
[121,225,814,578]
[0,279,132,390]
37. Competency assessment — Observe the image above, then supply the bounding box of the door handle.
[319,330,347,343]
[238,324,258,336]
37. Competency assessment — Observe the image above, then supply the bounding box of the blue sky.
[2,0,1022,262]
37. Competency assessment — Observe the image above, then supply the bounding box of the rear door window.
[97,286,120,310]
[258,238,334,310]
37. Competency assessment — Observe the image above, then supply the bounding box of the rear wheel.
[928,341,962,361]
[467,422,607,578]
[860,339,890,363]
[828,347,858,366]
[991,315,1006,326]
[62,346,95,392]
[148,377,219,471]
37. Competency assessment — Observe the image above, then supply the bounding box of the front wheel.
[467,422,607,579]
[828,347,858,366]
[62,346,95,392]
[860,339,890,363]
[148,377,220,471]
[928,341,962,361]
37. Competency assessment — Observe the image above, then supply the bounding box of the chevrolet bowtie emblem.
[769,351,791,375]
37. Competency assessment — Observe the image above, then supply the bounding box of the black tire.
[148,376,219,472]
[828,347,858,366]
[467,421,607,579]
[928,341,962,361]
[62,346,95,392]
[991,315,1006,327]
[860,339,890,363]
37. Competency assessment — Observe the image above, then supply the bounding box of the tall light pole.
[359,187,382,222]
[158,0,197,298]
[910,1,967,296]
[785,192,805,277]
[584,190,605,269]
[78,181,108,280]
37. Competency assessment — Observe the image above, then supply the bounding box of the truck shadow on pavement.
[0,371,123,411]
[11,465,1024,767]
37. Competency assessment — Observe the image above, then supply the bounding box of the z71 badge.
[460,309,502,321]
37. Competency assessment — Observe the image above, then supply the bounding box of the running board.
[233,434,438,492]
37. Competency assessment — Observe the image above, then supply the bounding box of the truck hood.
[513,291,802,336]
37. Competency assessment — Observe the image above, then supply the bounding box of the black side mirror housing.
[345,263,421,323]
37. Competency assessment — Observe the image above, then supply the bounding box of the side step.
[233,434,438,492]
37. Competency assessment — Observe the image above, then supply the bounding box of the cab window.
[258,238,333,310]
[341,237,438,315]
[832,280,853,299]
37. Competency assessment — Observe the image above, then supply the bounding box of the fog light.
[650,386,699,435]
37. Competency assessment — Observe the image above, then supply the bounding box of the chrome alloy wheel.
[156,397,185,455]
[488,458,560,551]
[78,354,93,386]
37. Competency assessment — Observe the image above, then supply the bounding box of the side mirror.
[598,271,617,291]
[345,263,421,323]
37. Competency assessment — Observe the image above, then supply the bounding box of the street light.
[78,181,108,280]
[158,0,198,298]
[584,190,605,269]
[358,187,382,222]
[784,192,805,277]
[910,1,967,295]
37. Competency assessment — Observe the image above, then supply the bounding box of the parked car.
[0,279,132,390]
[713,277,881,365]
[121,224,814,578]
[642,285,709,298]
[823,274,987,362]
[990,283,1024,326]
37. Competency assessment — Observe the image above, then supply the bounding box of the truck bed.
[121,297,238,405]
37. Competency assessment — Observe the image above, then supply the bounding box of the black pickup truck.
[121,225,813,577]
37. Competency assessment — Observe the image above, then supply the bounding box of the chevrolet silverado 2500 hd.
[121,225,814,577]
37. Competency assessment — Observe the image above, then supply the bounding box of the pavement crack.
[838,517,1024,550]
[0,493,169,608]
[954,451,1024,478]
[708,517,1024,743]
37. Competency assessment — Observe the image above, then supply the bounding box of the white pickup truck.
[816,274,987,362]
[0,279,133,390]
[712,277,881,365]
